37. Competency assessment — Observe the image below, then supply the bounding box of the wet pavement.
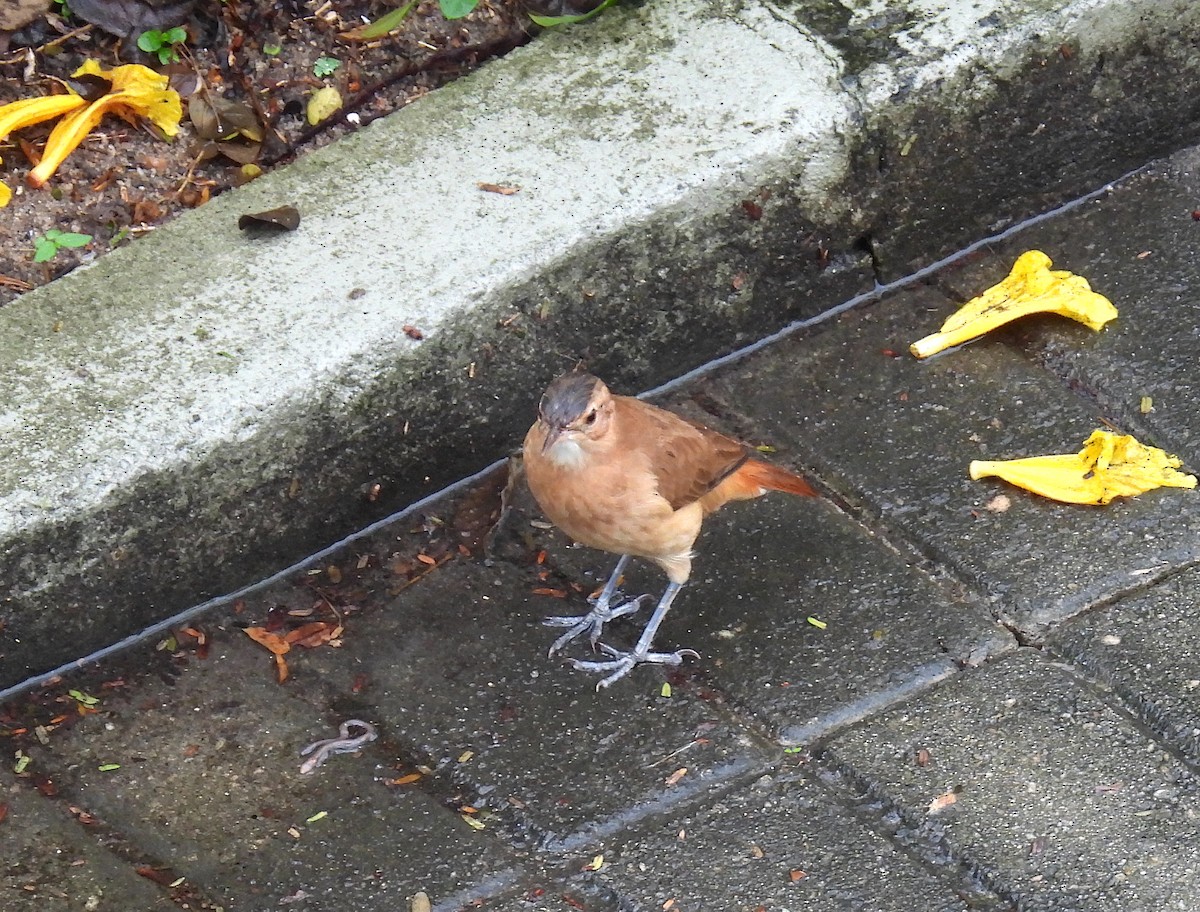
[5,146,1200,912]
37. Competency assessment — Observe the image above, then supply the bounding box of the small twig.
[0,275,34,291]
[38,23,94,54]
[646,739,704,769]
[483,457,520,559]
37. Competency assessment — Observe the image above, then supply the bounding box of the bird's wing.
[615,396,749,511]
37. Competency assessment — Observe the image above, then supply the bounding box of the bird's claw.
[542,594,649,657]
[568,643,701,690]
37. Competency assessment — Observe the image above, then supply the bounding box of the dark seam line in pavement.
[538,756,777,857]
[803,762,1014,910]
[1045,637,1200,775]
[1056,653,1200,777]
[812,742,1026,910]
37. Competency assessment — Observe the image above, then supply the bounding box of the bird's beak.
[541,422,564,454]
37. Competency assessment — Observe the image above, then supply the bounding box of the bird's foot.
[568,643,700,690]
[542,594,649,657]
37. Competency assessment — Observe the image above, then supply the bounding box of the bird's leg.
[542,554,649,656]
[568,582,698,689]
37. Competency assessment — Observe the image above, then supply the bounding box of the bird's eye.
[584,410,597,425]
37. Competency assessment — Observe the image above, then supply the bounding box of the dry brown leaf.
[284,621,334,646]
[477,181,520,195]
[245,626,290,655]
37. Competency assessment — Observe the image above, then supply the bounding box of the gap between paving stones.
[819,649,1200,912]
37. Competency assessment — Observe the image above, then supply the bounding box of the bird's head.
[536,372,615,462]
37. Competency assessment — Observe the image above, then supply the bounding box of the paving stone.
[537,474,1014,746]
[1049,566,1200,765]
[933,146,1200,465]
[823,649,1200,912]
[709,291,1200,635]
[297,560,774,856]
[593,766,1004,912]
[26,638,520,911]
[0,774,172,911]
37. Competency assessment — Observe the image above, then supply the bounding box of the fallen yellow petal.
[970,430,1196,505]
[0,179,10,208]
[27,61,181,189]
[0,92,86,142]
[911,250,1118,359]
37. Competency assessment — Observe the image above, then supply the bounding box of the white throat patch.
[546,437,588,469]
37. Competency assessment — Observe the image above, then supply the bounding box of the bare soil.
[0,0,538,307]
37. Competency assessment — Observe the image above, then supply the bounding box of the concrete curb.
[4,0,1200,688]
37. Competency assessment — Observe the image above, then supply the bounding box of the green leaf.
[263,41,282,56]
[305,810,328,823]
[98,763,121,772]
[163,26,187,44]
[69,688,99,706]
[528,0,617,27]
[14,753,31,774]
[136,31,163,53]
[361,0,418,38]
[660,682,672,698]
[55,232,93,249]
[313,56,341,78]
[33,238,58,262]
[439,0,479,19]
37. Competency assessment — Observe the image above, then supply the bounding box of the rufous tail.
[704,458,818,509]
[738,458,818,497]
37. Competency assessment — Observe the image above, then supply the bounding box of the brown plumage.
[523,371,817,688]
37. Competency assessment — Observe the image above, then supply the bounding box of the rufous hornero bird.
[522,371,818,688]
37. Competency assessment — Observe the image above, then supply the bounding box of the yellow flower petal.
[0,92,86,142]
[28,62,181,188]
[970,430,1196,505]
[0,179,11,208]
[911,250,1118,359]
[96,63,182,137]
[27,97,110,188]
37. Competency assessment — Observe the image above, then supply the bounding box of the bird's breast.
[523,437,701,562]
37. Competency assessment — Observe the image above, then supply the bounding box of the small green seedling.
[439,0,479,17]
[52,0,72,18]
[137,27,188,64]
[33,230,92,263]
[313,56,341,78]
[528,0,619,26]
